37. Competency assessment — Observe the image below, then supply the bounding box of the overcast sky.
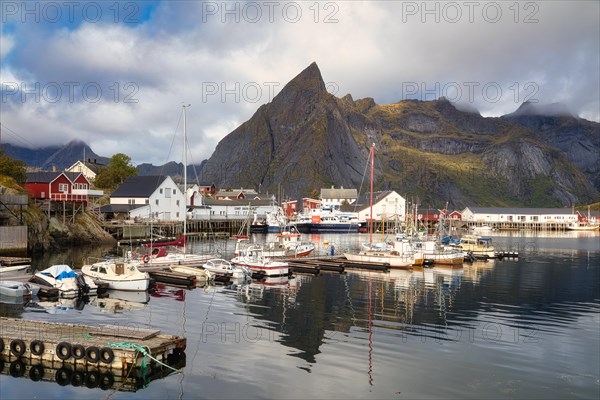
[1,1,598,166]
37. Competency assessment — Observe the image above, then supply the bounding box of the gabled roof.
[26,172,63,183]
[464,207,574,215]
[111,176,169,198]
[320,187,358,199]
[354,190,395,206]
[26,171,84,184]
[68,160,103,174]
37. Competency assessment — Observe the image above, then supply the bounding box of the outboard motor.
[76,274,90,294]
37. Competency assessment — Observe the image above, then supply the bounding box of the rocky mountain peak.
[509,101,574,118]
[271,62,328,108]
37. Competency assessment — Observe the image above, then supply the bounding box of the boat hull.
[344,252,413,268]
[295,223,359,233]
[230,259,289,277]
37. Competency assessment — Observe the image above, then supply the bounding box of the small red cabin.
[25,172,90,203]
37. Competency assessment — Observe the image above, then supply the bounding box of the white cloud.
[1,1,598,165]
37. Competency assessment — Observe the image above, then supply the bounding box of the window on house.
[176,212,180,218]
[59,183,68,192]
[160,189,163,194]
[176,200,180,206]
[165,188,171,198]
[155,199,159,206]
[145,199,149,204]
[128,199,135,205]
[173,189,176,195]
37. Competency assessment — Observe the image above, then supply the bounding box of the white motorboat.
[81,260,150,291]
[202,258,251,280]
[344,249,414,268]
[0,280,39,297]
[32,265,98,298]
[231,245,289,277]
[169,264,215,285]
[0,264,30,279]
[456,235,497,258]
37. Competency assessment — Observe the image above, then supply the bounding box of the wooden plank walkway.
[0,317,186,371]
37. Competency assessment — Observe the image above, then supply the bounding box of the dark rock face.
[200,63,599,208]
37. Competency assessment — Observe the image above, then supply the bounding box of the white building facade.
[110,176,185,222]
[461,207,578,224]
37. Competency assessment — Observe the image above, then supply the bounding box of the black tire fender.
[55,342,72,360]
[10,339,26,357]
[29,365,45,382]
[55,367,72,386]
[9,360,26,377]
[85,346,100,363]
[99,347,115,364]
[72,344,85,360]
[30,340,45,356]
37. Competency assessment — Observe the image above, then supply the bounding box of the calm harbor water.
[1,231,599,399]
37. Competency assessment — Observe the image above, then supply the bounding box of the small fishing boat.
[32,265,98,298]
[231,245,289,277]
[202,258,251,280]
[0,280,39,297]
[81,260,150,291]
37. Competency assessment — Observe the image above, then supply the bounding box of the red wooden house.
[302,198,321,214]
[447,210,462,220]
[25,172,91,203]
[281,200,298,218]
[417,209,441,222]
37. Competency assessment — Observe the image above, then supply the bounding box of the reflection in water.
[6,234,599,399]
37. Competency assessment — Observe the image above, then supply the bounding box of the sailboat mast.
[182,104,191,254]
[369,143,375,246]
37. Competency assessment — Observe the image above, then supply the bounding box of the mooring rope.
[105,341,181,373]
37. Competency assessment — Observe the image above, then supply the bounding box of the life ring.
[71,370,85,387]
[29,365,45,382]
[72,344,85,359]
[9,360,26,377]
[99,372,115,390]
[142,255,150,264]
[30,340,45,356]
[55,342,72,360]
[85,370,100,389]
[99,347,115,364]
[85,346,100,363]
[10,339,26,357]
[55,367,72,386]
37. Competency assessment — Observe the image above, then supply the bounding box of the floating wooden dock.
[0,256,31,266]
[285,256,392,275]
[0,317,186,372]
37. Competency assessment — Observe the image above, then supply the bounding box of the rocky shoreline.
[23,208,116,252]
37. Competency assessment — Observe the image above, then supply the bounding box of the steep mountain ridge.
[200,63,599,208]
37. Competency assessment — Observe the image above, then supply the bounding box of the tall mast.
[182,104,191,254]
[369,143,375,246]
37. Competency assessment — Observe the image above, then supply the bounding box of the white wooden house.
[65,159,103,183]
[320,186,357,207]
[342,190,406,222]
[103,175,185,221]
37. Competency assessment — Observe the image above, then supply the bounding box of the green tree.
[0,149,26,183]
[95,153,137,190]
